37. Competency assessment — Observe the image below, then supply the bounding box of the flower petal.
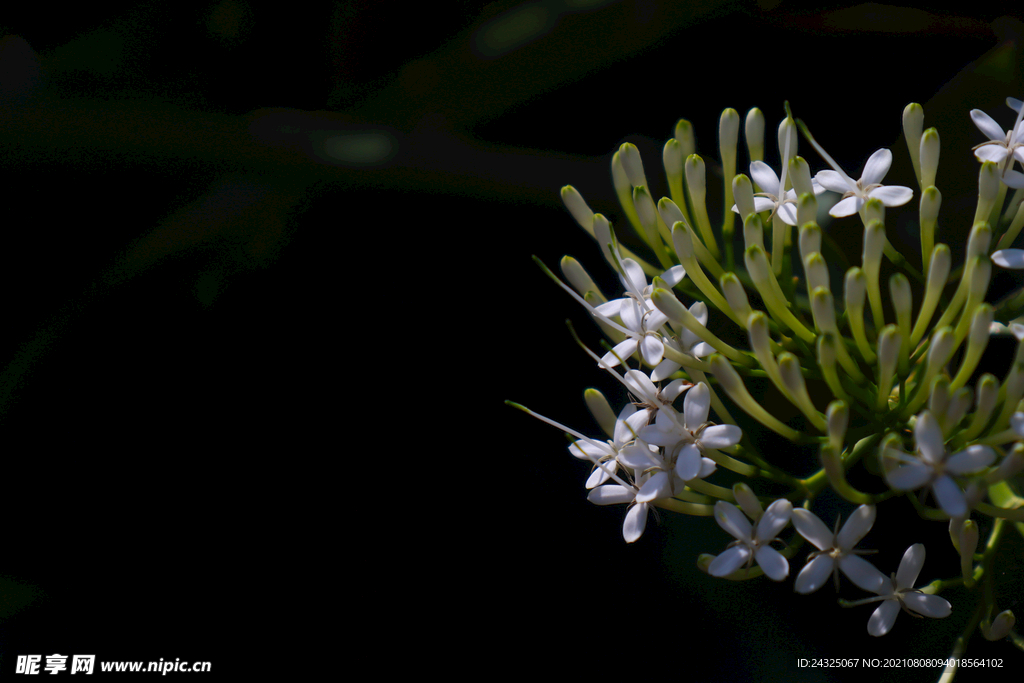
[708,545,751,577]
[794,555,834,594]
[814,170,853,194]
[903,592,952,618]
[587,485,636,506]
[839,554,887,593]
[713,501,752,541]
[971,109,1007,141]
[868,600,900,636]
[914,411,946,464]
[932,475,967,518]
[674,443,702,481]
[829,195,862,217]
[885,462,932,491]
[946,445,995,475]
[755,499,793,543]
[974,144,1009,163]
[836,504,876,550]
[791,508,833,550]
[869,185,913,207]
[684,382,711,430]
[754,545,789,581]
[635,470,672,503]
[991,249,1024,269]
[699,424,742,449]
[622,501,648,543]
[860,148,892,186]
[749,161,781,195]
[896,543,926,589]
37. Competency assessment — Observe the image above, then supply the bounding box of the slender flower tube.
[817,333,850,403]
[745,107,764,163]
[685,154,720,259]
[844,268,876,364]
[889,273,912,374]
[862,220,886,331]
[875,325,900,412]
[745,245,816,343]
[910,244,951,347]
[919,187,941,277]
[920,127,940,189]
[950,304,994,391]
[708,355,803,441]
[958,519,979,587]
[810,287,865,382]
[903,103,925,186]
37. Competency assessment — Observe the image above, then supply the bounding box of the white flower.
[860,544,952,636]
[650,301,715,381]
[885,411,995,517]
[970,103,1024,188]
[568,403,649,488]
[594,258,685,368]
[733,160,825,226]
[708,499,792,581]
[814,148,914,217]
[638,382,742,481]
[587,481,649,543]
[791,505,885,594]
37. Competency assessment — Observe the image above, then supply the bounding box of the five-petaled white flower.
[814,148,914,217]
[639,382,742,481]
[594,258,685,368]
[587,479,649,543]
[791,505,885,594]
[885,411,995,518]
[708,498,792,581]
[733,160,826,226]
[970,102,1024,188]
[851,544,952,636]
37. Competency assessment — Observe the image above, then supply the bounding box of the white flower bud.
[733,482,763,522]
[583,388,617,439]
[720,108,740,160]
[788,156,814,197]
[675,119,695,158]
[743,212,764,251]
[928,375,951,424]
[561,185,594,233]
[732,173,755,219]
[663,138,683,180]
[797,193,817,228]
[804,252,829,294]
[671,221,695,261]
[618,142,647,188]
[862,196,885,225]
[827,400,848,451]
[799,223,821,263]
[876,325,901,411]
[920,127,940,189]
[903,102,925,183]
[777,117,797,163]
[745,108,764,162]
[632,185,659,233]
[720,272,752,323]
[560,256,604,301]
[983,610,1015,641]
[657,197,686,229]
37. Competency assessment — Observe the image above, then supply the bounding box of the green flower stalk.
[512,97,1024,671]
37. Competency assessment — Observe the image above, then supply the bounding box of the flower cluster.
[509,99,1024,666]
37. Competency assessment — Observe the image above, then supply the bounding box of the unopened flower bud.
[778,117,797,162]
[890,273,912,371]
[929,375,951,426]
[976,161,1000,222]
[958,519,979,587]
[560,256,605,301]
[797,193,817,228]
[663,138,683,180]
[919,187,941,272]
[583,388,617,438]
[619,142,647,188]
[827,400,848,451]
[720,272,752,323]
[675,119,695,157]
[920,128,940,189]
[732,174,755,219]
[788,156,814,197]
[912,243,951,346]
[733,482,762,522]
[779,352,827,431]
[743,212,764,251]
[657,197,686,230]
[561,185,594,234]
[745,108,764,162]
[876,325,901,411]
[845,267,875,364]
[863,220,886,329]
[903,103,925,183]
[862,197,885,225]
[804,252,829,294]
[799,223,821,263]
[983,610,1015,641]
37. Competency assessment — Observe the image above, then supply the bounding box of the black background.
[0,1,1021,680]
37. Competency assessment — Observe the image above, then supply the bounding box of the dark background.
[0,0,1020,679]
